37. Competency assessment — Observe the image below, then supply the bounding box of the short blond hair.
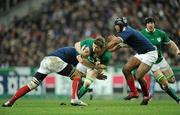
[94,37,106,48]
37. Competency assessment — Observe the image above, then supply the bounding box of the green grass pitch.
[0,97,180,115]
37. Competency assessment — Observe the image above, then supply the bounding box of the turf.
[0,98,180,115]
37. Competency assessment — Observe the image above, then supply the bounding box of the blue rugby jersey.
[48,47,79,66]
[117,26,155,54]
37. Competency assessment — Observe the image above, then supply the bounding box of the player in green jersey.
[71,37,111,105]
[141,17,180,103]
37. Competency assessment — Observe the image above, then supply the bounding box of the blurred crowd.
[0,0,180,67]
[0,0,25,14]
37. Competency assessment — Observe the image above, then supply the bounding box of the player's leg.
[123,56,141,100]
[66,63,88,106]
[2,72,47,107]
[55,61,87,106]
[162,68,175,83]
[149,72,156,99]
[2,56,52,107]
[154,58,179,102]
[2,56,71,107]
[57,62,80,100]
[153,70,180,103]
[135,62,152,105]
[135,50,158,105]
[153,58,179,103]
[70,76,88,106]
[78,69,98,99]
[159,58,175,83]
[70,75,88,106]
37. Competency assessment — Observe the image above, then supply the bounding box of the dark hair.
[94,37,106,48]
[145,17,155,24]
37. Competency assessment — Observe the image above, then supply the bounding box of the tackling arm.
[107,35,129,52]
[76,55,96,68]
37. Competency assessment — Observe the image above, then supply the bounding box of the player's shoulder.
[84,37,94,41]
[140,28,146,33]
[155,28,166,34]
[121,26,134,35]
[104,50,112,57]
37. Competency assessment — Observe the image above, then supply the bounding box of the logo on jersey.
[157,37,161,42]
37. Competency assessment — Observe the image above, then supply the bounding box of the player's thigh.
[136,62,152,80]
[123,56,141,71]
[38,56,68,74]
[76,63,89,74]
[86,69,98,79]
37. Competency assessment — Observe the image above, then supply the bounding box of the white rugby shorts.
[37,56,68,74]
[151,57,170,72]
[134,50,158,66]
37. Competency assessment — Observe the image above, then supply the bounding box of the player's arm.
[107,35,120,48]
[107,35,129,52]
[75,42,96,68]
[165,40,180,55]
[109,42,129,52]
[94,62,107,80]
[76,55,95,68]
[95,61,107,69]
[74,42,81,52]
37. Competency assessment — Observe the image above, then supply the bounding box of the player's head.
[145,17,155,32]
[114,17,128,32]
[81,45,91,57]
[93,37,106,55]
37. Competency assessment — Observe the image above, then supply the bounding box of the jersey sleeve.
[118,30,132,42]
[161,31,170,44]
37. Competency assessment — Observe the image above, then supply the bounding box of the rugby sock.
[126,77,138,94]
[78,77,94,99]
[71,77,81,100]
[8,85,31,105]
[138,79,149,97]
[165,86,180,103]
[150,75,156,97]
[77,78,84,91]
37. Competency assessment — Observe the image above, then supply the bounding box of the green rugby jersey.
[141,28,170,63]
[80,37,111,65]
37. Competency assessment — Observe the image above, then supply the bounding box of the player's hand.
[95,61,101,66]
[176,50,180,55]
[96,73,107,80]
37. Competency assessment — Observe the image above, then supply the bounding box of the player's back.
[118,26,155,54]
[48,47,79,66]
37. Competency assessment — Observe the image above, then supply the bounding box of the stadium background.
[0,0,180,98]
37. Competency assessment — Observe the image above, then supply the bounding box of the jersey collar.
[145,28,156,32]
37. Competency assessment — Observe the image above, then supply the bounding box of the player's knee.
[167,77,175,83]
[27,77,41,90]
[84,77,94,88]
[122,65,131,75]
